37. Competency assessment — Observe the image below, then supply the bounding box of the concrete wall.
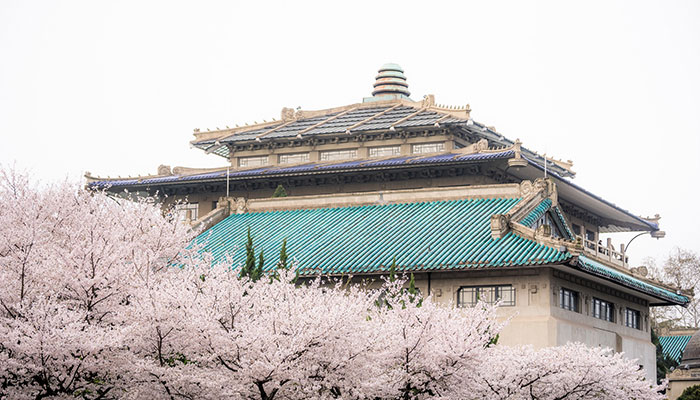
[229,135,455,167]
[668,370,700,399]
[402,267,655,382]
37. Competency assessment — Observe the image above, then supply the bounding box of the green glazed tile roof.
[519,199,552,227]
[659,335,692,363]
[577,255,689,305]
[195,197,572,275]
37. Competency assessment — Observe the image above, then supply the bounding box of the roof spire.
[364,63,411,103]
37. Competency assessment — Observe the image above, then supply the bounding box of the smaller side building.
[660,330,695,364]
[668,329,700,399]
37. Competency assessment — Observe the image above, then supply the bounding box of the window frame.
[279,152,310,164]
[592,297,615,322]
[369,145,401,158]
[411,142,445,155]
[238,155,269,168]
[320,149,358,161]
[625,308,641,329]
[175,203,199,222]
[457,285,515,308]
[559,287,580,312]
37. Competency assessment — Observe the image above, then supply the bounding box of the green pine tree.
[240,227,256,280]
[272,185,288,198]
[407,273,422,307]
[652,327,678,383]
[278,238,288,270]
[388,256,397,282]
[679,385,700,400]
[251,249,264,282]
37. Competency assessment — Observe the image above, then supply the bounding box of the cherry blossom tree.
[476,344,665,400]
[0,168,665,400]
[0,169,193,399]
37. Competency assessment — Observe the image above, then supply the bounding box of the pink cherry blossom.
[0,168,665,399]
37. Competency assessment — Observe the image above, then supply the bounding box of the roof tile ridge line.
[296,106,360,136]
[432,114,452,127]
[389,106,428,129]
[345,103,403,133]
[86,174,147,182]
[252,119,298,140]
[192,120,282,143]
[427,103,471,120]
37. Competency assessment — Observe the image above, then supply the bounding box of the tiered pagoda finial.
[364,63,411,102]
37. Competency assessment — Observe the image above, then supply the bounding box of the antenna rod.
[544,154,547,178]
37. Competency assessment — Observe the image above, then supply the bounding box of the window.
[592,298,615,322]
[572,224,581,236]
[239,155,268,168]
[412,142,445,154]
[457,285,515,307]
[279,153,310,164]
[175,203,198,222]
[559,288,579,312]
[320,149,357,161]
[211,201,218,210]
[625,308,641,329]
[369,145,401,158]
[532,213,565,239]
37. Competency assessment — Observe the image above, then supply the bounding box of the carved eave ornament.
[489,178,581,255]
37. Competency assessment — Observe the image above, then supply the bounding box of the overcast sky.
[1,0,698,266]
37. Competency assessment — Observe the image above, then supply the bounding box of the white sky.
[1,0,698,266]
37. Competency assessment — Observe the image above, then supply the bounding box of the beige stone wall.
[229,135,455,167]
[160,174,503,220]
[415,269,556,349]
[668,370,700,399]
[399,267,655,382]
[549,270,655,382]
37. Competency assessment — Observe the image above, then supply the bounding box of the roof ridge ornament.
[364,63,411,103]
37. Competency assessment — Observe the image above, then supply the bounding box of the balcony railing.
[582,238,628,268]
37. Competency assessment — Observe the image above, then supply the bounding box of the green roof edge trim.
[519,198,552,227]
[553,206,575,240]
[577,255,689,305]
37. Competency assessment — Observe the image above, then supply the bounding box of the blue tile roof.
[88,150,515,189]
[659,335,692,363]
[194,197,573,276]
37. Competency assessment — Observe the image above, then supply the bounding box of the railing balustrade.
[582,238,628,268]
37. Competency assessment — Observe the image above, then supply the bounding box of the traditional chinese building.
[87,63,689,381]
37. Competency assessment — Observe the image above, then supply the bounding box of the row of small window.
[559,288,641,329]
[238,143,446,167]
[457,285,516,307]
